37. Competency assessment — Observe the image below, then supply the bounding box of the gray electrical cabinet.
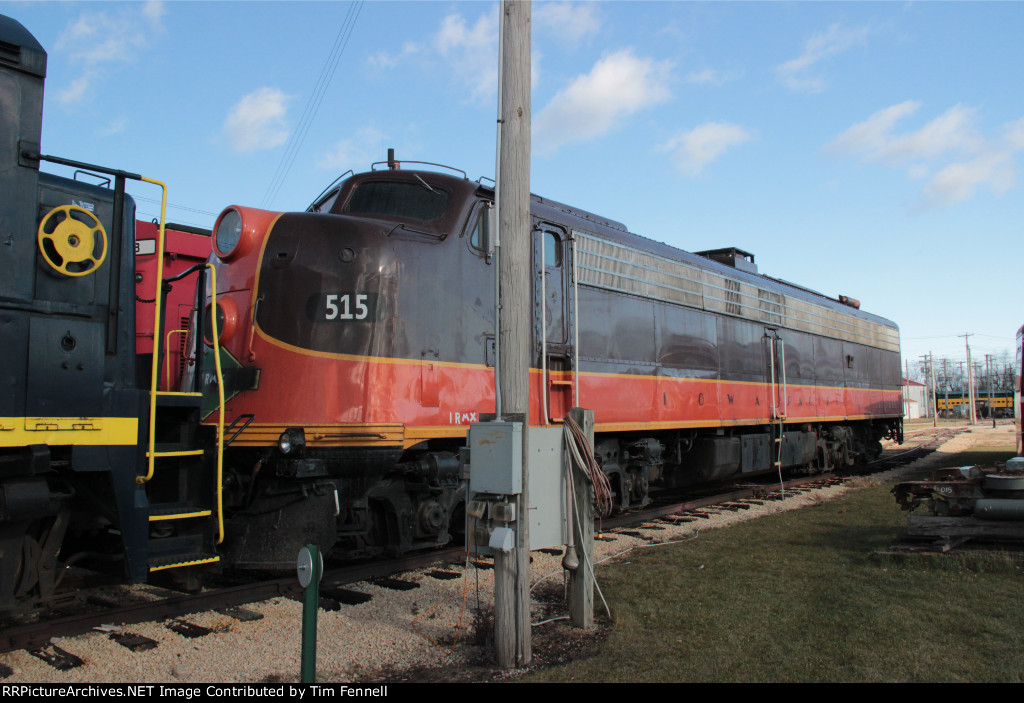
[468,422,522,495]
[466,423,567,553]
[527,426,567,551]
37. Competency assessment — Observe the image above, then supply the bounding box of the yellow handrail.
[206,263,226,544]
[140,177,168,485]
[135,179,225,546]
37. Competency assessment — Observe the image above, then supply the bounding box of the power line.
[260,1,364,209]
[136,212,211,230]
[132,195,219,218]
[905,333,1013,342]
[903,334,964,341]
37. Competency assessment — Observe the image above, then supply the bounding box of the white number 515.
[325,294,368,320]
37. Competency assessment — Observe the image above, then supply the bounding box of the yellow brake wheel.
[37,205,108,277]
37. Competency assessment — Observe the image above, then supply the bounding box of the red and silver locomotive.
[198,155,903,568]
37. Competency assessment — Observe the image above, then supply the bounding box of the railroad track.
[0,425,966,670]
[599,424,965,536]
[0,547,469,660]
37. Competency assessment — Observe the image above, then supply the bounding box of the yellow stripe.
[150,510,212,522]
[594,414,892,434]
[149,556,220,572]
[405,425,469,443]
[215,409,898,451]
[224,422,406,447]
[253,324,493,369]
[0,417,138,447]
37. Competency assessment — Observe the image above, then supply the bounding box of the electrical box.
[468,422,522,495]
[527,426,567,551]
[465,423,567,554]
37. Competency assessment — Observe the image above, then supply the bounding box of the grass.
[524,440,1021,682]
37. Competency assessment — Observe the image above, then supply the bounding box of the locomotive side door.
[534,223,572,423]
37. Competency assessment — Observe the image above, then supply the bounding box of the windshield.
[343,180,449,222]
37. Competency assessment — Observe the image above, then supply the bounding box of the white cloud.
[1005,116,1024,150]
[686,67,741,86]
[434,10,499,100]
[881,105,983,163]
[368,42,420,69]
[916,118,1024,210]
[534,50,672,153]
[829,102,984,165]
[375,8,553,102]
[97,117,129,137]
[54,1,165,105]
[659,122,753,177]
[830,102,1024,210]
[918,152,1015,210]
[534,2,601,45]
[141,0,166,25]
[57,73,96,106]
[828,100,918,156]
[223,88,292,153]
[777,23,869,93]
[319,127,389,171]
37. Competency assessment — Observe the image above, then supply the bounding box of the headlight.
[203,302,225,345]
[202,297,237,345]
[214,208,243,258]
[278,428,306,455]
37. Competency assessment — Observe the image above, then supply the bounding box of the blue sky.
[5,1,1021,378]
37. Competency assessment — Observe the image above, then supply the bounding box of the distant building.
[902,378,928,419]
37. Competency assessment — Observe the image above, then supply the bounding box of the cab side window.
[544,230,562,267]
[470,211,484,251]
[311,189,340,213]
[469,204,491,254]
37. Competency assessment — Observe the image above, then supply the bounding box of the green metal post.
[300,544,320,683]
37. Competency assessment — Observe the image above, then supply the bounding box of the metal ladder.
[768,333,788,488]
[136,180,225,575]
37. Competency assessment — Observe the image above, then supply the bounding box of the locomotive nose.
[250,212,389,358]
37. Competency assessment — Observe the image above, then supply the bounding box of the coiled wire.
[563,414,614,517]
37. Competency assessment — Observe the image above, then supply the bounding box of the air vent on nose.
[270,237,297,269]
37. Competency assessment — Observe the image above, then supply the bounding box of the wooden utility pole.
[929,352,937,428]
[942,357,950,418]
[568,407,594,628]
[919,354,932,421]
[962,334,976,425]
[904,359,910,417]
[494,0,531,669]
[986,354,996,428]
